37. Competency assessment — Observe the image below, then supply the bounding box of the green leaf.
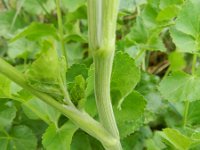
[187,100,200,126]
[168,52,186,71]
[114,91,146,138]
[0,10,24,36]
[145,131,167,150]
[159,72,200,102]
[0,125,37,150]
[10,22,58,42]
[159,128,193,150]
[0,101,16,128]
[22,98,60,124]
[170,0,200,53]
[23,0,47,15]
[126,17,166,51]
[111,51,140,103]
[0,74,11,98]
[159,0,183,9]
[71,130,93,150]
[42,121,78,150]
[119,0,146,12]
[66,43,85,65]
[66,63,88,82]
[170,28,197,53]
[8,38,40,59]
[84,65,97,117]
[25,41,62,97]
[156,5,180,21]
[61,0,86,12]
[121,132,143,150]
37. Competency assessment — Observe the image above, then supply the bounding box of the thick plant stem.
[88,0,122,149]
[0,58,119,150]
[94,51,122,150]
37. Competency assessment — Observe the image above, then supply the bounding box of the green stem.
[94,51,119,138]
[0,57,119,149]
[56,0,68,68]
[88,0,122,149]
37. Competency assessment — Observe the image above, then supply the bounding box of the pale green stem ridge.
[0,57,119,149]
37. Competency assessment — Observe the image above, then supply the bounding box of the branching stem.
[0,57,119,149]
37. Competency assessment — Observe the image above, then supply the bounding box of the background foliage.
[0,0,200,149]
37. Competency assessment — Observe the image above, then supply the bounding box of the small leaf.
[70,75,86,106]
[114,91,146,138]
[159,128,193,150]
[42,121,78,150]
[159,72,200,102]
[0,125,37,150]
[111,51,140,103]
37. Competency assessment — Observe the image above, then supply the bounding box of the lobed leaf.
[42,121,78,150]
[170,0,200,53]
[114,91,146,138]
[0,125,37,150]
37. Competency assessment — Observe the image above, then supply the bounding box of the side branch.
[0,57,118,149]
